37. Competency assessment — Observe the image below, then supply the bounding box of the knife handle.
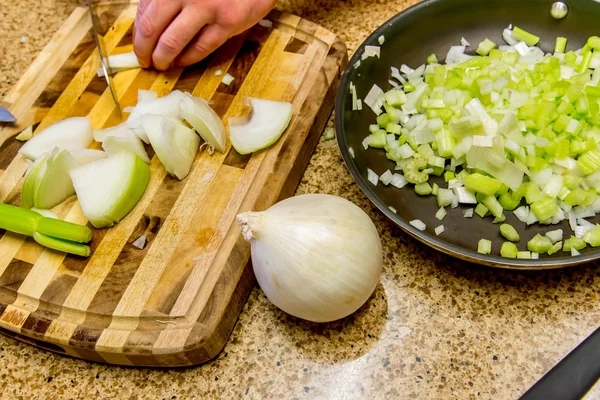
[520,327,600,400]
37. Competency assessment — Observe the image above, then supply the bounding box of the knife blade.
[87,1,122,118]
[0,107,16,123]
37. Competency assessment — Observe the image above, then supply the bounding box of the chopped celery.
[527,234,553,253]
[386,123,402,134]
[577,149,600,175]
[500,224,520,242]
[517,251,532,259]
[547,242,562,256]
[427,54,438,64]
[369,130,387,148]
[404,154,429,184]
[588,36,600,50]
[415,182,433,196]
[384,91,407,107]
[500,242,518,258]
[583,225,600,247]
[444,171,455,182]
[474,203,489,218]
[477,238,492,254]
[530,197,559,220]
[498,190,522,211]
[512,27,540,46]
[437,188,454,207]
[555,37,567,53]
[482,195,503,218]
[377,114,391,128]
[476,39,496,56]
[563,236,586,252]
[462,173,502,196]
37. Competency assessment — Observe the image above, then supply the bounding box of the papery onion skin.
[237,194,383,323]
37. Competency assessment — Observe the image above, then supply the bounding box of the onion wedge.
[70,152,150,228]
[93,121,132,142]
[141,115,200,180]
[21,148,79,210]
[102,130,151,164]
[126,90,186,143]
[96,52,141,77]
[69,149,108,165]
[19,117,93,160]
[228,98,293,155]
[179,93,226,153]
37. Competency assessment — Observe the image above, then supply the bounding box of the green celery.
[384,91,407,107]
[443,171,455,182]
[482,195,503,218]
[588,36,600,50]
[498,190,522,211]
[517,251,532,259]
[563,236,587,252]
[530,197,559,220]
[527,234,553,253]
[547,242,562,256]
[564,51,578,66]
[0,204,41,237]
[386,123,402,134]
[404,154,429,184]
[432,183,439,196]
[525,183,543,204]
[555,37,567,53]
[427,53,438,64]
[36,218,92,244]
[414,182,433,196]
[583,226,600,247]
[477,238,492,255]
[500,224,520,242]
[33,232,91,258]
[577,51,594,73]
[436,129,456,158]
[377,113,390,128]
[577,148,600,175]
[475,203,489,218]
[369,130,387,148]
[500,242,518,258]
[476,39,496,56]
[462,173,502,196]
[564,188,587,206]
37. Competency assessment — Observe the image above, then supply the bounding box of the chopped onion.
[180,93,226,153]
[367,168,379,186]
[93,121,132,142]
[222,73,235,85]
[379,170,393,185]
[228,97,293,155]
[102,130,151,164]
[15,126,33,141]
[126,90,186,143]
[435,207,447,220]
[453,187,477,204]
[69,149,107,165]
[132,234,147,250]
[410,219,426,231]
[362,46,381,59]
[461,37,470,47]
[390,173,408,188]
[364,84,385,115]
[19,117,93,161]
[378,35,385,45]
[96,52,140,77]
[349,147,355,159]
[463,209,474,218]
[435,225,445,235]
[571,248,581,256]
[258,19,273,28]
[142,115,200,180]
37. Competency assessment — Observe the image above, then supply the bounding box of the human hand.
[133,0,277,70]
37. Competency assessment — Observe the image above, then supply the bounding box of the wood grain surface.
[0,2,347,366]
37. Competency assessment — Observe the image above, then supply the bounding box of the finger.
[152,7,211,71]
[175,24,229,67]
[133,0,181,68]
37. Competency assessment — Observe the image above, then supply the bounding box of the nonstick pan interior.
[336,0,600,269]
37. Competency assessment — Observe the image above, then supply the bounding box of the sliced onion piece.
[69,149,108,165]
[15,126,33,141]
[102,130,151,164]
[19,117,93,161]
[126,90,187,143]
[96,52,141,77]
[228,98,293,155]
[179,93,226,153]
[93,121,132,142]
[70,151,150,228]
[141,115,200,180]
[21,148,79,210]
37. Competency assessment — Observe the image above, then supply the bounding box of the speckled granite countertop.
[1,0,600,399]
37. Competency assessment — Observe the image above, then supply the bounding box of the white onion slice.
[96,52,140,77]
[93,121,132,142]
[102,130,151,164]
[141,115,200,180]
[410,219,426,231]
[228,98,293,155]
[179,93,226,153]
[127,90,186,143]
[222,73,235,85]
[69,149,108,165]
[19,117,93,161]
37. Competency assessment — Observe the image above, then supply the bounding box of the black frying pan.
[335,0,600,269]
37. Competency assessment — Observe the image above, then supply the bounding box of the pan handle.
[520,327,600,400]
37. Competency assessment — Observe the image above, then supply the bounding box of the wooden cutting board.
[0,2,346,366]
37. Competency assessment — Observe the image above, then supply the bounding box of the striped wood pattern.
[0,3,347,366]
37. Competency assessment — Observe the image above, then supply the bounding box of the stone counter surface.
[1,0,599,399]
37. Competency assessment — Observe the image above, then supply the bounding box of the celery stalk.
[500,224,520,242]
[462,173,502,196]
[512,27,540,46]
[527,234,553,253]
[500,242,518,258]
[33,232,91,258]
[555,37,567,53]
[563,236,586,252]
[0,204,41,237]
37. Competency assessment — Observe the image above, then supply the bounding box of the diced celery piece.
[530,197,559,220]
[512,27,540,46]
[475,203,489,218]
[500,242,518,258]
[462,173,502,196]
[588,36,600,50]
[500,224,520,242]
[564,188,586,206]
[527,234,553,253]
[498,190,522,211]
[563,236,586,252]
[517,251,531,259]
[427,53,438,64]
[525,183,543,204]
[377,113,391,128]
[583,225,600,247]
[547,241,562,256]
[555,37,567,53]
[477,239,492,254]
[369,130,387,148]
[444,171,455,182]
[369,124,380,133]
[386,123,402,134]
[482,195,503,218]
[577,149,600,175]
[414,182,433,196]
[476,38,496,56]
